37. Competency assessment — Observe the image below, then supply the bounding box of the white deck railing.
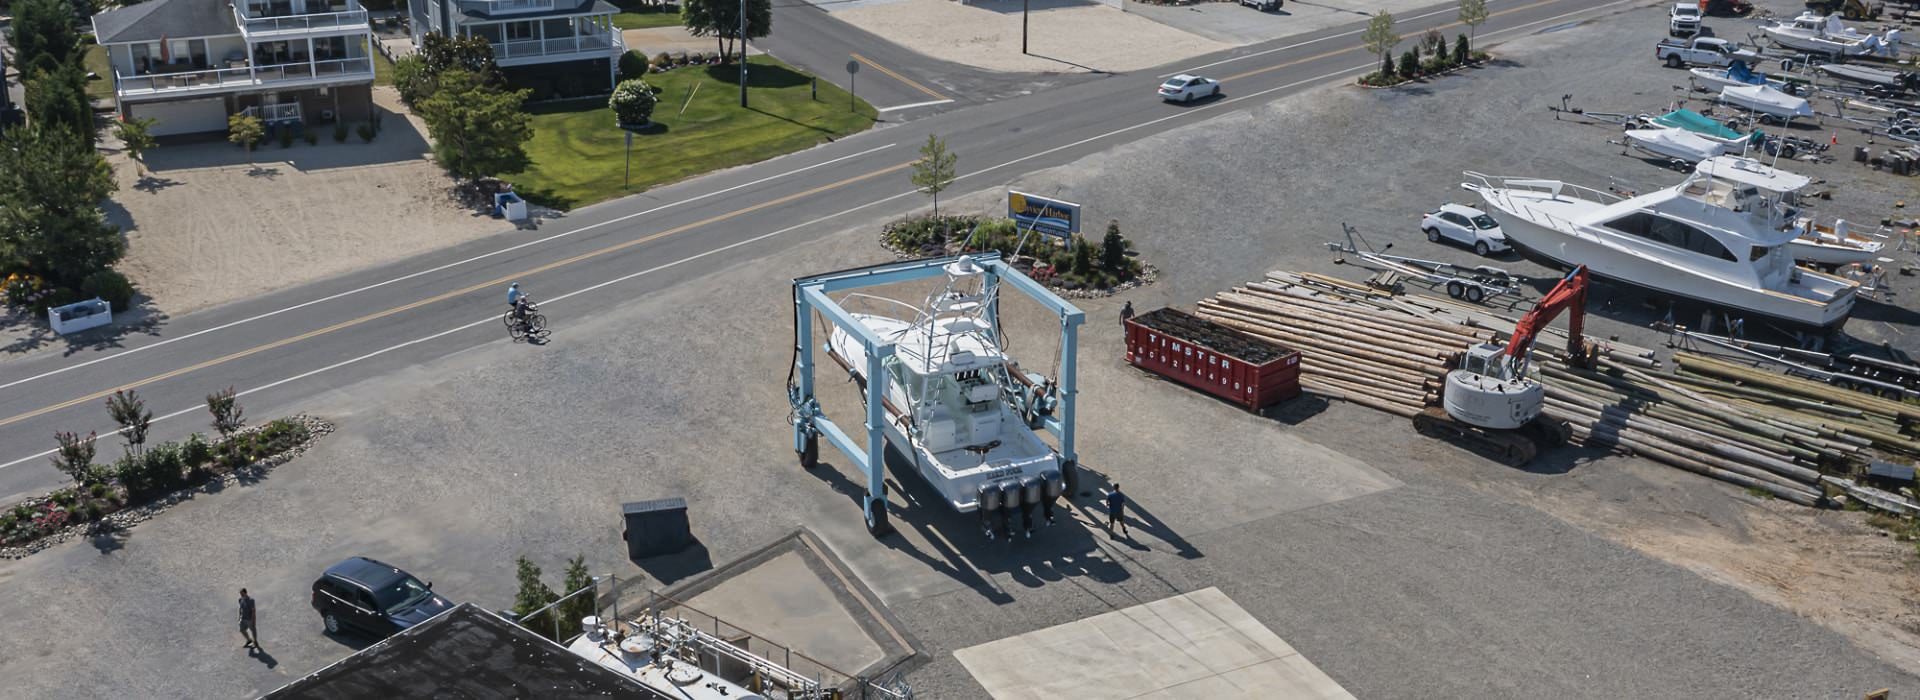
[242,102,303,122]
[494,32,621,60]
[235,7,370,36]
[461,0,555,13]
[115,57,373,98]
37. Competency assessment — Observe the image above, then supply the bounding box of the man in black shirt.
[239,588,259,650]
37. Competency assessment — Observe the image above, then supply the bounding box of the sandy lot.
[107,87,510,316]
[835,0,1232,74]
[622,26,768,60]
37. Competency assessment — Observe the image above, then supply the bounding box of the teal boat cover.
[1653,109,1760,143]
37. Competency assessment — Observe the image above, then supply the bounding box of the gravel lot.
[0,2,1916,698]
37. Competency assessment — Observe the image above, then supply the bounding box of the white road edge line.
[878,99,956,112]
[0,142,898,394]
[0,0,1627,473]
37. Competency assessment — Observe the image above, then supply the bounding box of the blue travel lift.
[788,253,1084,537]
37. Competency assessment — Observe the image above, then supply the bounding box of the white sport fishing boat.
[1760,12,1879,57]
[824,256,1065,536]
[1463,155,1859,331]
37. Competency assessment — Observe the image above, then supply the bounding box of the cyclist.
[506,282,530,328]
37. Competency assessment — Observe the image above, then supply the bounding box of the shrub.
[207,386,245,438]
[113,455,149,497]
[50,431,97,486]
[1100,220,1129,274]
[1398,48,1419,78]
[278,128,294,148]
[181,433,213,468]
[618,50,649,81]
[653,52,671,69]
[334,121,349,143]
[143,442,185,489]
[1422,27,1445,55]
[393,54,433,106]
[1380,53,1394,79]
[80,269,136,313]
[88,481,109,499]
[50,489,77,508]
[1070,235,1095,277]
[1453,34,1470,65]
[357,123,376,143]
[609,79,658,127]
[304,130,319,145]
[881,214,981,253]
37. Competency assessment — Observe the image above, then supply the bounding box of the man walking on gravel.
[239,588,259,651]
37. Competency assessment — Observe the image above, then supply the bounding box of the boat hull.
[1788,238,1883,267]
[1491,213,1854,332]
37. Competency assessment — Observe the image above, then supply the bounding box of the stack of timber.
[1195,271,1920,516]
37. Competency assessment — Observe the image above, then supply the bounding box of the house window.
[505,22,534,41]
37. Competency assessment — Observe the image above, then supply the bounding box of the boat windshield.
[1471,214,1499,230]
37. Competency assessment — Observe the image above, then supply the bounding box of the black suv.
[311,557,452,639]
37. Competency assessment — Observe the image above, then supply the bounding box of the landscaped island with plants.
[881,215,1152,295]
[1357,3,1492,88]
[0,388,331,559]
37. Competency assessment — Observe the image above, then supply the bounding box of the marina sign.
[1008,191,1081,238]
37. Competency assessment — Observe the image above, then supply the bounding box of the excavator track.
[1413,407,1539,467]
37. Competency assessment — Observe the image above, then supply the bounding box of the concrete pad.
[954,587,1354,699]
[682,550,887,675]
[1126,0,1453,46]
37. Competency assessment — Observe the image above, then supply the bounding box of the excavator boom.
[1498,266,1590,371]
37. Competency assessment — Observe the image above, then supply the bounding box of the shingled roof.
[92,0,239,45]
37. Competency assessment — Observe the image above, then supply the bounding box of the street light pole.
[739,0,749,108]
[1022,0,1029,55]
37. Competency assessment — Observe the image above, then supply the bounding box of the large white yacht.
[1463,156,1858,331]
[825,256,1066,537]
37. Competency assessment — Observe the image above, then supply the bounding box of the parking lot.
[1,1,1917,697]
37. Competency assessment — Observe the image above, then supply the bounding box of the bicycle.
[503,299,549,341]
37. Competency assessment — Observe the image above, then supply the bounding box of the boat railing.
[837,292,931,327]
[1462,171,1627,204]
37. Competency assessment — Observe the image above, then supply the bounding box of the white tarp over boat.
[1695,155,1811,193]
[1627,127,1734,163]
[1720,84,1813,119]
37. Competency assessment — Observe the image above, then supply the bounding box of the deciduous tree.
[50,430,97,485]
[417,70,533,183]
[417,34,502,86]
[113,117,158,174]
[206,386,245,438]
[513,556,560,639]
[7,0,82,74]
[680,0,771,63]
[557,555,596,629]
[227,113,265,163]
[910,134,957,219]
[1458,0,1489,44]
[106,389,153,455]
[609,79,658,126]
[1361,11,1400,76]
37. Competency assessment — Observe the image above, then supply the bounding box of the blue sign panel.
[1008,191,1082,238]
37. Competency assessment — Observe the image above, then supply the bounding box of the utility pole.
[1022,0,1030,54]
[739,0,749,108]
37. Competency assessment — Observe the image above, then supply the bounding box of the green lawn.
[83,44,115,101]
[509,56,878,209]
[373,51,396,87]
[611,1,682,30]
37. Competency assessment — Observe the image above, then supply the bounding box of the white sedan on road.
[1421,203,1511,256]
[1159,75,1221,103]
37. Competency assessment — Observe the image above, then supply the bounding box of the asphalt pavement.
[756,0,1043,117]
[0,0,1622,506]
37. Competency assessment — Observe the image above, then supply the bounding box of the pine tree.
[1099,220,1128,273]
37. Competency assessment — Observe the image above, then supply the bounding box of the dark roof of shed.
[261,604,668,700]
[93,0,239,45]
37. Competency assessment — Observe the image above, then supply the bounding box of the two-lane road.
[0,0,1630,503]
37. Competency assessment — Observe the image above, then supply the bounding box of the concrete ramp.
[954,587,1353,699]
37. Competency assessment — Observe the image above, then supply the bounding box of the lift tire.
[864,498,893,537]
[1446,281,1466,298]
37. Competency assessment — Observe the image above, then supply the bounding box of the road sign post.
[845,59,860,113]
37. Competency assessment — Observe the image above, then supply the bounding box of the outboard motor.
[998,482,1024,540]
[978,483,1003,539]
[1018,476,1043,538]
[1040,469,1064,525]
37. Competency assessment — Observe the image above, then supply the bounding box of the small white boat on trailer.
[1462,155,1859,332]
[1761,12,1880,58]
[1720,83,1814,122]
[824,256,1067,538]
[1689,60,1787,93]
[1788,218,1889,267]
[1623,126,1738,168]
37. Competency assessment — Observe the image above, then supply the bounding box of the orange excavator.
[1413,266,1594,466]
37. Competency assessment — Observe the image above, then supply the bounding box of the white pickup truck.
[1655,36,1762,68]
[1669,2,1702,36]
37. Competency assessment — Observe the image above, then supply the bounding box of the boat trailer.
[787,253,1084,537]
[1326,224,1528,306]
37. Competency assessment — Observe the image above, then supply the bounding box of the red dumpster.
[1125,307,1301,411]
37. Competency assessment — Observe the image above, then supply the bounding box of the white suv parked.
[1421,203,1511,257]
